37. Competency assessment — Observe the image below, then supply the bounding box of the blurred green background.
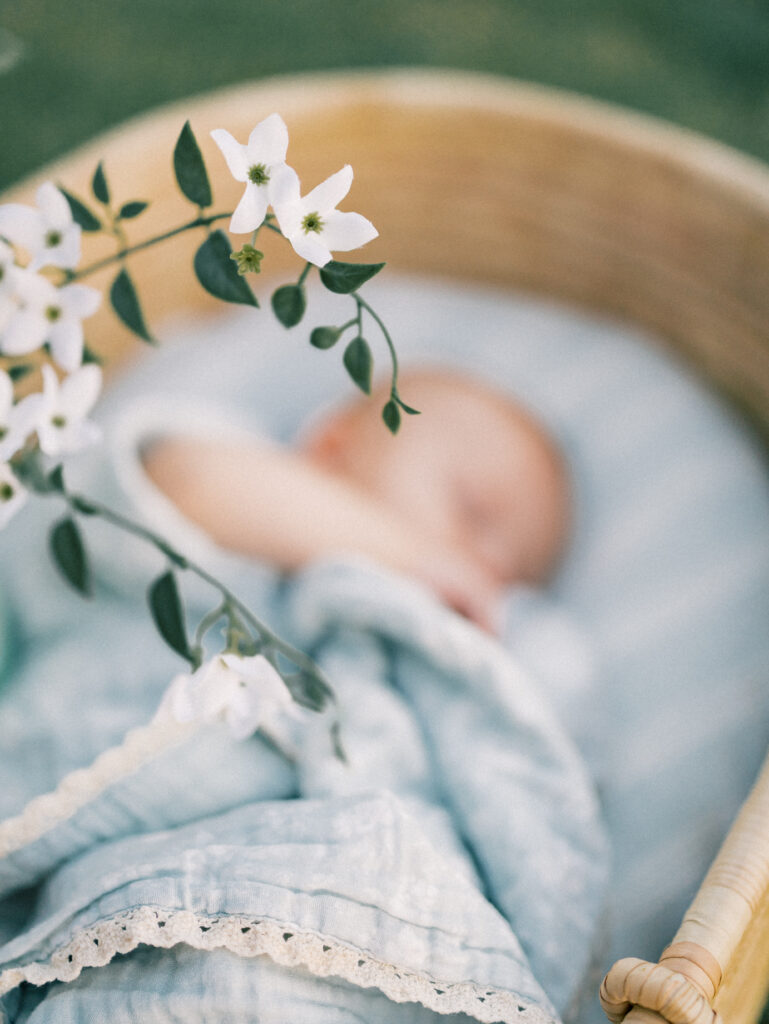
[1,0,768,190]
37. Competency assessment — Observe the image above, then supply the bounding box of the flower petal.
[269,164,301,210]
[9,390,45,438]
[154,673,196,724]
[0,392,44,461]
[287,231,332,267]
[320,210,379,253]
[13,266,58,307]
[59,363,102,418]
[31,225,81,271]
[49,319,84,372]
[0,435,19,464]
[246,113,289,165]
[210,129,249,182]
[60,282,101,319]
[226,704,262,741]
[41,362,59,401]
[0,204,44,254]
[0,370,12,420]
[303,165,353,215]
[0,308,49,356]
[250,656,293,704]
[36,182,73,231]
[0,295,17,332]
[229,182,268,234]
[35,420,59,457]
[39,417,101,457]
[0,465,28,529]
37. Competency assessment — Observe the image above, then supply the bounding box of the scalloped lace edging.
[0,906,555,1024]
[0,719,198,858]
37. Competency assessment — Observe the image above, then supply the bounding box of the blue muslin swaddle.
[0,520,608,1024]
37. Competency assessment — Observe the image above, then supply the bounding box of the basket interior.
[4,69,769,443]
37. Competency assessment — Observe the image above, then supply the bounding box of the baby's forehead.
[393,371,522,427]
[409,375,542,442]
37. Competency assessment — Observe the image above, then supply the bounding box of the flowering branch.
[0,111,412,753]
[66,211,234,283]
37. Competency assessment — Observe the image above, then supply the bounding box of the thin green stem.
[261,214,282,236]
[194,600,227,649]
[64,487,324,679]
[298,262,313,287]
[355,293,399,393]
[69,211,233,281]
[110,211,128,250]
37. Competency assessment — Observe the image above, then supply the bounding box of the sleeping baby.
[0,366,608,1024]
[142,367,571,634]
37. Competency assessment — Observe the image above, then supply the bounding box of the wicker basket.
[3,69,768,1024]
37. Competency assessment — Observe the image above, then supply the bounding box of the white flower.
[0,462,28,529]
[0,239,17,297]
[0,268,100,371]
[271,163,378,267]
[0,369,44,462]
[211,113,289,234]
[156,653,299,741]
[36,363,102,457]
[0,182,81,271]
[0,241,24,331]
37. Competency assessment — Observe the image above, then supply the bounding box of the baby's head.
[303,368,571,586]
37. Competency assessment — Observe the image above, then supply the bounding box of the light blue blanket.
[0,495,608,1024]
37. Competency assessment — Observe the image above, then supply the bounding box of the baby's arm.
[143,436,500,630]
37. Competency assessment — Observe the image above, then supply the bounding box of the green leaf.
[283,669,334,712]
[319,260,385,294]
[173,121,212,208]
[310,326,341,349]
[382,399,401,434]
[343,336,373,394]
[194,231,258,306]
[395,395,421,415]
[91,161,110,204]
[49,517,91,596]
[7,363,33,381]
[118,200,149,220]
[148,571,192,661]
[82,344,103,365]
[70,495,98,516]
[13,449,59,493]
[57,186,101,232]
[331,720,347,762]
[271,284,306,328]
[47,464,66,493]
[110,267,156,343]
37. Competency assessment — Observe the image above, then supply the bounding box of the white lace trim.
[0,906,555,1024]
[0,719,199,857]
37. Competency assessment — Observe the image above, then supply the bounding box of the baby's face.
[304,371,570,586]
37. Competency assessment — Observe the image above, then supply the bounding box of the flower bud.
[230,244,264,276]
